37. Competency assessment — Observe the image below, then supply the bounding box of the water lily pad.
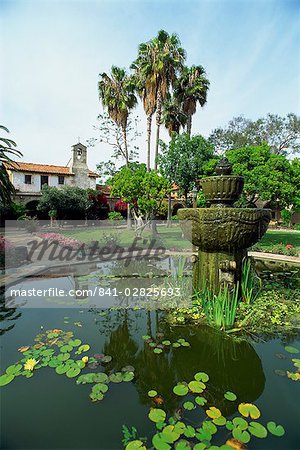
[202,420,217,435]
[93,373,108,383]
[69,339,81,347]
[0,373,15,386]
[232,428,250,443]
[206,407,221,419]
[162,340,171,346]
[174,422,186,435]
[142,335,151,340]
[6,364,22,375]
[109,372,123,383]
[101,355,112,363]
[161,425,180,443]
[188,380,205,393]
[225,421,234,431]
[92,382,109,394]
[267,421,285,437]
[213,416,226,426]
[66,366,81,378]
[172,342,180,348]
[48,358,60,368]
[224,391,237,401]
[154,348,163,354]
[193,444,206,450]
[149,342,157,347]
[94,353,104,360]
[152,433,170,450]
[57,353,70,362]
[284,345,299,354]
[125,440,146,450]
[76,360,86,369]
[248,421,267,438]
[148,390,158,398]
[173,384,189,396]
[148,408,166,423]
[76,373,98,384]
[238,402,260,419]
[61,344,73,353]
[55,365,68,374]
[183,401,195,411]
[180,342,190,347]
[195,396,207,406]
[194,372,209,382]
[122,371,135,382]
[41,349,54,357]
[183,425,195,438]
[77,344,90,354]
[233,418,248,430]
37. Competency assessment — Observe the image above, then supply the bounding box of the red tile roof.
[4,161,97,177]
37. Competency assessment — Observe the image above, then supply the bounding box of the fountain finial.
[215,157,232,175]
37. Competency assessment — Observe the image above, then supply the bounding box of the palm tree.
[131,70,156,171]
[132,30,186,169]
[175,65,210,136]
[98,66,137,165]
[162,94,187,136]
[0,125,21,204]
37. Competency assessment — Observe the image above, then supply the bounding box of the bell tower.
[71,142,89,188]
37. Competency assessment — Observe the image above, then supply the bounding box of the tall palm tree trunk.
[167,192,172,227]
[186,114,192,136]
[147,114,152,171]
[122,125,132,229]
[154,90,162,170]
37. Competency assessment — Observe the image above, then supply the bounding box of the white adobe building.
[4,143,97,209]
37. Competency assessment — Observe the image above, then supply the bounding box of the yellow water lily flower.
[82,356,89,364]
[24,358,38,371]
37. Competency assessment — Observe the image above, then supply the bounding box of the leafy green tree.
[132,30,186,169]
[37,186,90,220]
[110,163,170,234]
[98,67,137,165]
[175,65,210,136]
[0,125,22,205]
[159,134,215,206]
[226,144,298,208]
[210,113,300,155]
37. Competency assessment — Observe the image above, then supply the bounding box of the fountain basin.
[200,175,244,207]
[178,207,271,251]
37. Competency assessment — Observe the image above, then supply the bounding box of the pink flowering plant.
[37,233,83,250]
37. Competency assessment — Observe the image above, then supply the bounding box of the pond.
[1,257,299,450]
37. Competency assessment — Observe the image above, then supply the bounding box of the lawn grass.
[61,224,300,253]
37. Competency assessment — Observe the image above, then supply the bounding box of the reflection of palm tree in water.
[103,310,139,370]
[0,286,22,336]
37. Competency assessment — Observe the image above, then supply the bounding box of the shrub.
[101,232,121,248]
[171,215,179,221]
[108,211,123,221]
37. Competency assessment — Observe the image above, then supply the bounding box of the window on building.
[25,174,32,184]
[41,175,49,187]
[58,175,65,185]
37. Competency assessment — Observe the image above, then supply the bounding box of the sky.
[0,0,299,171]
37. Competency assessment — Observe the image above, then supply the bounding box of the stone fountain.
[178,158,271,293]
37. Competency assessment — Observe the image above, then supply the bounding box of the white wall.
[12,172,74,192]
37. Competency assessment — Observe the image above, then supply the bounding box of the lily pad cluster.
[125,371,285,449]
[274,345,300,382]
[77,367,135,402]
[285,345,300,381]
[142,335,190,354]
[0,328,137,405]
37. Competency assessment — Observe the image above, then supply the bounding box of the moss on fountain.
[178,157,271,293]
